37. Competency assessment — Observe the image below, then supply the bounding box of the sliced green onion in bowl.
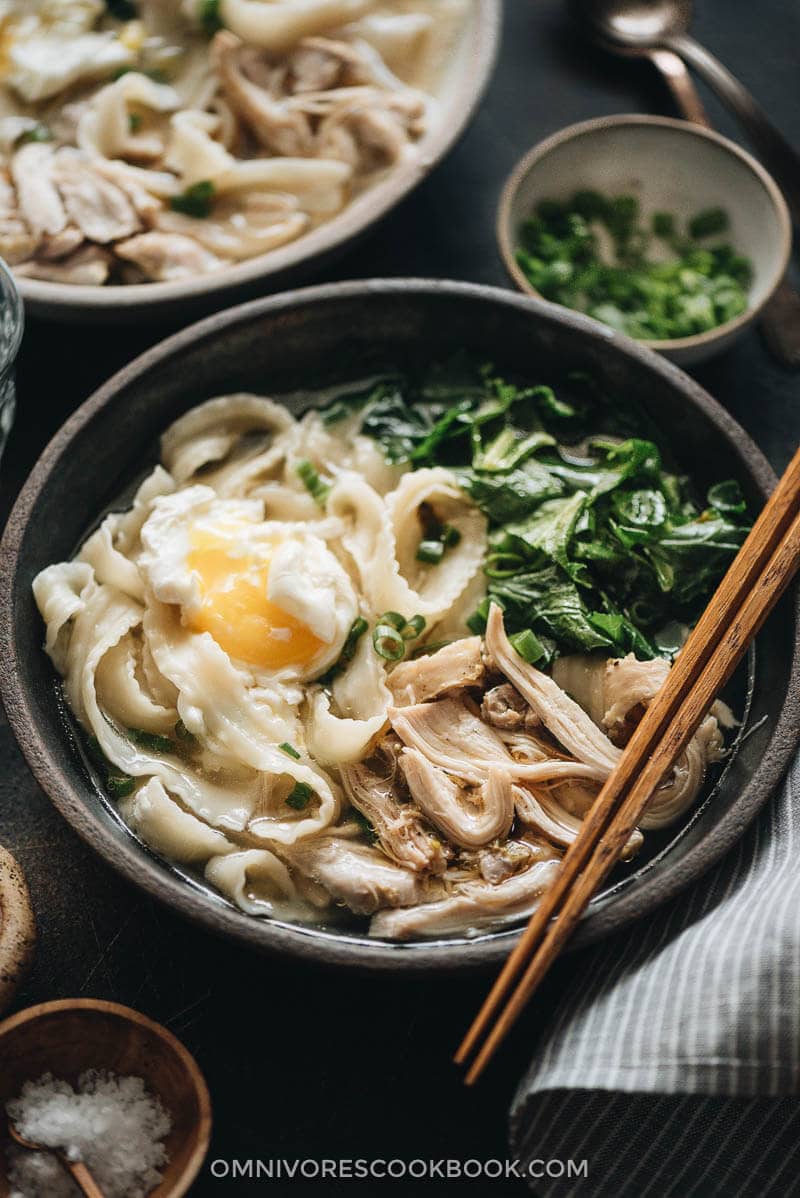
[416,539,445,564]
[295,459,330,507]
[373,624,406,661]
[402,614,426,640]
[509,628,548,664]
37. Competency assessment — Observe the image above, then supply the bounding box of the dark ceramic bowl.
[1,280,798,972]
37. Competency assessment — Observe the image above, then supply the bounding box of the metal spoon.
[575,4,800,367]
[572,0,800,223]
[8,1120,106,1198]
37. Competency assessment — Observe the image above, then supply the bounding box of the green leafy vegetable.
[323,360,751,663]
[169,180,216,218]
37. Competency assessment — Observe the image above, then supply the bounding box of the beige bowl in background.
[497,115,791,367]
[16,1,500,325]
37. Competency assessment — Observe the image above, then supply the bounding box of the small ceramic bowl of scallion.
[497,115,791,367]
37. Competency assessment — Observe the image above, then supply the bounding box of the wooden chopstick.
[456,445,800,1079]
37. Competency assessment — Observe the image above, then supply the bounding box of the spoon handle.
[666,31,800,224]
[65,1159,106,1198]
[647,48,710,128]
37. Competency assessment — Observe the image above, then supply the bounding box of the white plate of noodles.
[0,0,499,320]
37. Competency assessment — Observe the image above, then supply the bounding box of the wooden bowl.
[0,847,35,1017]
[0,1000,212,1197]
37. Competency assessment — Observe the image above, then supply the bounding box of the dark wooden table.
[2,3,798,1195]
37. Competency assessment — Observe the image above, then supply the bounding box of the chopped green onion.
[199,0,224,35]
[339,616,369,663]
[279,742,301,760]
[19,123,52,145]
[688,207,729,239]
[402,614,426,640]
[380,611,407,632]
[295,458,330,507]
[373,623,406,661]
[441,523,461,548]
[128,112,143,133]
[416,539,445,564]
[128,727,174,754]
[107,774,137,799]
[318,617,368,685]
[509,628,547,664]
[652,211,675,238]
[286,781,313,810]
[169,180,215,219]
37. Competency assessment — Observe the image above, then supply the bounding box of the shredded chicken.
[52,151,141,244]
[388,636,486,706]
[212,31,315,156]
[114,231,224,281]
[283,834,431,916]
[485,604,621,775]
[14,244,111,285]
[513,784,643,859]
[370,852,561,940]
[10,143,67,239]
[400,750,514,849]
[552,649,725,828]
[0,171,37,264]
[340,741,448,874]
[481,682,540,732]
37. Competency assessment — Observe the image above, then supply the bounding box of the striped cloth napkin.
[509,754,800,1198]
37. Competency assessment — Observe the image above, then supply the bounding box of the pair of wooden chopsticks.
[456,444,800,1086]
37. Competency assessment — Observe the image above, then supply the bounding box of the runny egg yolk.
[186,529,324,670]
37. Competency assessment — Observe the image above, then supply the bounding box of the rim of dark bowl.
[2,279,798,973]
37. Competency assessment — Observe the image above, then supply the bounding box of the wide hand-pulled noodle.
[33,391,729,939]
[0,0,467,286]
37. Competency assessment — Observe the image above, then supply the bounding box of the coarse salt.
[6,1070,171,1198]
